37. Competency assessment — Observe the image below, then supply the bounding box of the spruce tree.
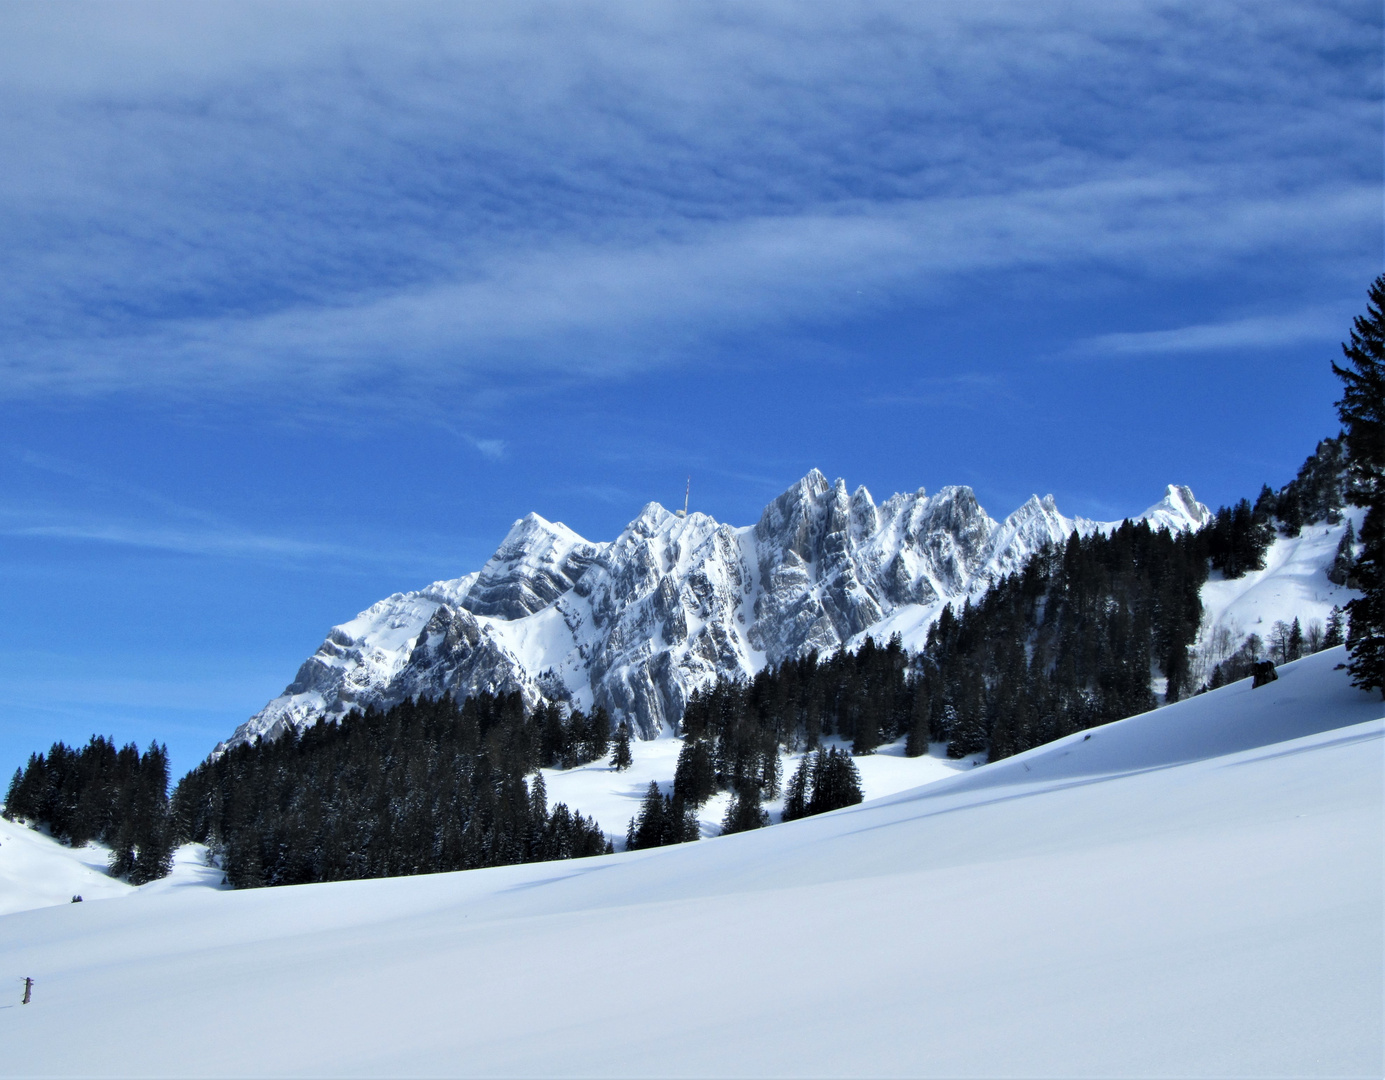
[1326,606,1346,648]
[627,782,668,850]
[1333,274,1385,695]
[3,767,21,818]
[609,721,633,771]
[1327,521,1357,586]
[781,755,811,821]
[904,682,931,757]
[672,737,715,807]
[587,707,611,763]
[807,748,864,815]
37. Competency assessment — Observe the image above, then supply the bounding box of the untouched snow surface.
[2,647,1380,1078]
[0,822,226,917]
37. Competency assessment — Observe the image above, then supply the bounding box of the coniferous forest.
[172,693,611,888]
[3,737,176,884]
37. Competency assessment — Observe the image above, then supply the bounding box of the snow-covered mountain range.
[222,473,1210,752]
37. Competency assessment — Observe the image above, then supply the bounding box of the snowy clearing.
[541,732,981,846]
[2,646,1380,1077]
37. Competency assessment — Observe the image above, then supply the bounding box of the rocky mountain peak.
[462,512,602,621]
[1141,484,1212,532]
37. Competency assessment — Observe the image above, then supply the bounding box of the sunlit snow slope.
[0,823,225,917]
[3,647,1379,1078]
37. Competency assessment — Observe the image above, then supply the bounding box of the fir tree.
[672,737,715,807]
[1333,275,1385,695]
[1327,520,1357,586]
[806,748,864,815]
[1326,606,1346,648]
[586,707,611,763]
[609,721,633,771]
[627,782,670,850]
[904,682,931,757]
[3,767,22,819]
[781,755,811,822]
[1288,618,1304,663]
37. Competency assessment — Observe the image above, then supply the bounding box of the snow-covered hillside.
[3,647,1379,1077]
[1193,509,1362,683]
[225,475,1209,749]
[0,820,225,917]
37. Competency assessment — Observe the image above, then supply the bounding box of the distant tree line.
[3,737,175,884]
[173,692,611,888]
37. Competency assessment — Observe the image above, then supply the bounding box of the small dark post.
[22,977,33,1005]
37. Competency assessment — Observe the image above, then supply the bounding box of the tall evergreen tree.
[627,782,671,850]
[1327,520,1358,586]
[586,707,612,763]
[1333,274,1385,695]
[781,754,811,822]
[1326,606,1346,648]
[609,721,633,771]
[673,737,715,807]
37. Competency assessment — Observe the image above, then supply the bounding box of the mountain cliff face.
[220,474,1209,751]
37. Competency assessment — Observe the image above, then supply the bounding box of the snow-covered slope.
[0,819,226,917]
[5,647,1379,1077]
[1193,509,1362,683]
[225,476,1209,749]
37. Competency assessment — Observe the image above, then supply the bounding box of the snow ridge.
[222,475,1210,751]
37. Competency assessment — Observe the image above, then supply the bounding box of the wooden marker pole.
[22,977,33,1005]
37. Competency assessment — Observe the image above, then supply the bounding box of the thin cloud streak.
[1075,306,1356,357]
[0,517,469,575]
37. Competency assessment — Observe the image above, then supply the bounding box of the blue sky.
[1,1,1380,779]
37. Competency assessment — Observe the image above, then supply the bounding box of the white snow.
[3,646,1379,1077]
[1194,511,1361,682]
[0,820,226,917]
[541,734,981,846]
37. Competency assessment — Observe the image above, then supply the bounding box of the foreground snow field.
[2,647,1380,1078]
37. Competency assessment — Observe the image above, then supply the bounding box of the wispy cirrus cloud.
[0,2,1376,406]
[2,180,1373,402]
[0,512,473,575]
[4,450,469,572]
[1073,305,1355,357]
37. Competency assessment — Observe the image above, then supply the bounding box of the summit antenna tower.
[680,476,690,518]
